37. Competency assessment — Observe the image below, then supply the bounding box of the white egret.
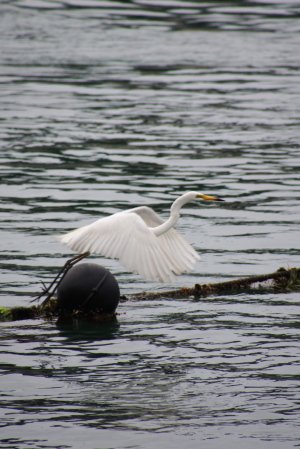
[59,191,224,283]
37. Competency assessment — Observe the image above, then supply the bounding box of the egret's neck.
[152,209,179,236]
[152,192,196,237]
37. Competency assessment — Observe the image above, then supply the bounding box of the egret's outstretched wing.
[127,206,200,275]
[59,211,178,282]
[59,205,200,282]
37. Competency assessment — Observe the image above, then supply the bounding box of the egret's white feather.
[60,212,178,282]
[127,206,200,274]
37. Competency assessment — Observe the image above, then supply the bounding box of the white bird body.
[59,191,223,283]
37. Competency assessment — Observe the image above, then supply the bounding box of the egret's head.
[195,193,224,202]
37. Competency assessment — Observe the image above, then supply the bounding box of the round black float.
[57,263,120,313]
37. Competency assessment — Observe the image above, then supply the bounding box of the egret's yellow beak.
[196,194,225,202]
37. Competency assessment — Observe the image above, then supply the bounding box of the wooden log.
[123,267,300,302]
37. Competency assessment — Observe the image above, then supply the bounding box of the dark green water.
[1,1,300,448]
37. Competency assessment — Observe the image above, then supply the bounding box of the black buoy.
[57,263,120,314]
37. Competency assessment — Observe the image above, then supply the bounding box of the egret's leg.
[32,252,90,306]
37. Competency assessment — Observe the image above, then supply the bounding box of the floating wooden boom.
[127,267,300,301]
[0,267,299,322]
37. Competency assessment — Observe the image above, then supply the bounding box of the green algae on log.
[0,298,117,323]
